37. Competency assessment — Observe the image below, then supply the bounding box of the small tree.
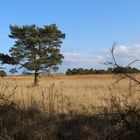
[1,24,65,85]
[0,70,6,77]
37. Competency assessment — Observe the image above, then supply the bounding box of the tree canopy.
[0,24,65,85]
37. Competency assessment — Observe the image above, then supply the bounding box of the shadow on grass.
[0,102,140,140]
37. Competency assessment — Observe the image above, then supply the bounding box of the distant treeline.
[66,67,140,75]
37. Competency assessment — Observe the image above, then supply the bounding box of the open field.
[1,74,140,114]
[0,74,140,140]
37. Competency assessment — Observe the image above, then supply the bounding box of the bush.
[0,70,6,77]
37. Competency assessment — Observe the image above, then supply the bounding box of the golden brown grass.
[1,74,140,140]
[1,74,140,115]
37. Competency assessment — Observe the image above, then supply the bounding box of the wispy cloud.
[62,51,109,71]
[114,45,140,58]
[112,45,140,67]
[60,44,140,72]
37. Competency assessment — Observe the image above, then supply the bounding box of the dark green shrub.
[0,70,6,77]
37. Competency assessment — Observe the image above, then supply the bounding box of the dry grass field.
[0,74,140,140]
[1,74,140,114]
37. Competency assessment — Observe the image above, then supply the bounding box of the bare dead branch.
[107,43,140,86]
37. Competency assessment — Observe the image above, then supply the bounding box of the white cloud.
[114,45,140,59]
[60,44,140,72]
[112,44,140,67]
[115,45,129,53]
[64,52,104,64]
[62,51,108,71]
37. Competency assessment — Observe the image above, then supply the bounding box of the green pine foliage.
[0,24,65,85]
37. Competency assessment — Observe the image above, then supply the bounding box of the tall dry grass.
[1,74,140,114]
[0,74,140,140]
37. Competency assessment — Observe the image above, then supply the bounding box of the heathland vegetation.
[0,25,140,140]
[0,74,140,140]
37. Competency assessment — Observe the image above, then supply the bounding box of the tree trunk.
[34,70,39,86]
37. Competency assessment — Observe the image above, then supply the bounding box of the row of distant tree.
[66,67,140,75]
[0,67,139,77]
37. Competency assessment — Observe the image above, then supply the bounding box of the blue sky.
[1,0,140,73]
